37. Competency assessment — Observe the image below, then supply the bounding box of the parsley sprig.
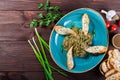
[30,0,63,27]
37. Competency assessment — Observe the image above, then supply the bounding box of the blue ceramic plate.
[49,8,108,73]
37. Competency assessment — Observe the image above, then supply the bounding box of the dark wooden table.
[0,0,120,80]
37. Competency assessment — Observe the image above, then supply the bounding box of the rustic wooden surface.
[0,0,120,80]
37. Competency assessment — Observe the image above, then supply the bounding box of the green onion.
[47,63,68,77]
[28,40,53,80]
[32,37,52,75]
[28,28,68,80]
[34,36,52,75]
[35,28,49,50]
[38,3,44,9]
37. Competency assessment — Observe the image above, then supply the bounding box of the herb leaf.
[39,20,44,27]
[48,6,55,11]
[43,0,49,11]
[70,23,75,29]
[38,13,44,18]
[30,19,38,27]
[38,3,44,9]
[45,19,51,26]
[30,0,63,28]
[46,13,53,19]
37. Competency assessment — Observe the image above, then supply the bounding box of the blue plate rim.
[49,8,109,73]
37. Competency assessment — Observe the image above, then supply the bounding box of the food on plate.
[67,46,74,70]
[54,26,76,36]
[63,27,92,57]
[54,13,107,70]
[100,49,120,80]
[85,46,107,54]
[82,13,90,35]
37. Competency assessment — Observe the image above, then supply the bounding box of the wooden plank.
[6,68,105,80]
[59,1,120,11]
[0,0,42,10]
[7,71,70,80]
[0,40,65,71]
[0,0,119,11]
[0,11,24,24]
[0,41,40,71]
[0,0,118,80]
[0,11,43,24]
[6,72,45,80]
[0,0,62,11]
[0,11,53,41]
[0,10,67,25]
[0,67,105,80]
[0,24,33,41]
[0,24,52,41]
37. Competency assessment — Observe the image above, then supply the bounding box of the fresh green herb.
[71,41,75,45]
[30,0,63,27]
[35,29,52,75]
[47,63,67,77]
[92,30,96,37]
[68,35,72,38]
[79,34,83,41]
[39,20,44,27]
[38,13,44,18]
[28,40,53,80]
[73,50,77,56]
[60,45,64,53]
[79,48,83,53]
[48,6,55,11]
[43,0,49,11]
[28,28,68,80]
[48,6,59,11]
[70,23,75,29]
[30,19,38,27]
[76,28,79,34]
[38,3,44,9]
[45,19,51,26]
[85,38,91,43]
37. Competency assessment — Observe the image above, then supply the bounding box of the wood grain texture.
[0,0,119,11]
[0,0,61,11]
[0,0,119,80]
[0,41,62,71]
[0,41,40,71]
[5,66,105,80]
